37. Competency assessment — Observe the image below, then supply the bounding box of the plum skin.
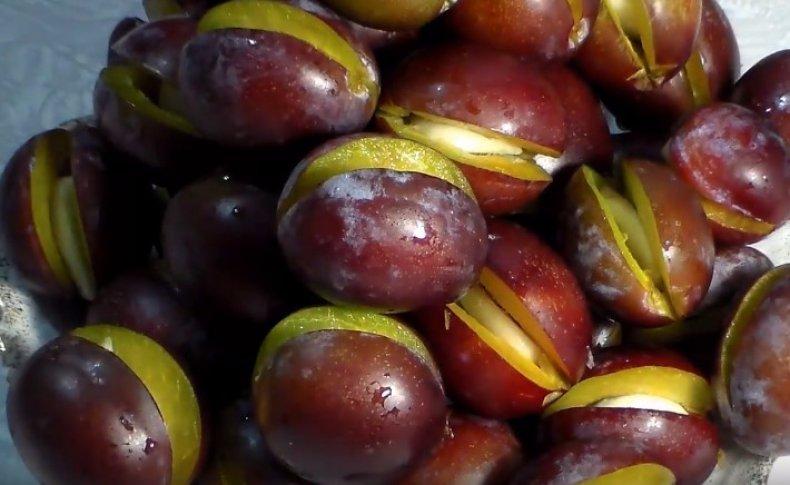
[320,0,445,31]
[512,440,657,484]
[586,347,701,378]
[0,124,157,299]
[0,132,70,297]
[379,43,570,214]
[93,67,215,181]
[178,28,378,148]
[541,408,719,485]
[254,330,448,484]
[586,0,739,131]
[559,161,714,327]
[278,169,488,313]
[417,305,554,419]
[574,0,702,89]
[198,400,303,484]
[416,221,592,419]
[731,49,790,145]
[457,163,548,216]
[86,268,208,367]
[107,17,144,65]
[487,220,593,382]
[446,0,599,61]
[109,17,198,83]
[400,413,523,485]
[667,103,790,238]
[162,175,296,324]
[86,266,284,405]
[542,64,613,173]
[720,274,790,456]
[383,42,567,152]
[699,246,774,312]
[7,336,172,485]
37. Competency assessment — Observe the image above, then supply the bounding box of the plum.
[513,440,676,484]
[446,0,599,61]
[377,43,569,215]
[591,0,739,131]
[731,49,790,145]
[559,160,714,326]
[162,174,298,324]
[8,326,203,485]
[417,220,592,419]
[667,102,790,245]
[320,0,451,30]
[197,400,303,484]
[94,64,213,180]
[109,17,197,83]
[715,265,790,456]
[542,348,718,484]
[178,0,379,148]
[0,122,156,300]
[277,134,487,313]
[575,0,702,90]
[252,307,447,483]
[400,413,523,485]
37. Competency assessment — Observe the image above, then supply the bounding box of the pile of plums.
[1,0,788,484]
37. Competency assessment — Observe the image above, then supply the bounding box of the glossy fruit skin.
[699,246,773,312]
[667,102,790,243]
[575,0,702,90]
[282,0,419,54]
[86,265,284,404]
[0,123,157,299]
[628,160,715,317]
[541,408,718,485]
[731,49,790,145]
[487,220,593,382]
[417,222,592,419]
[93,67,214,181]
[457,164,549,216]
[86,267,206,366]
[107,17,145,65]
[418,305,553,419]
[624,249,774,373]
[320,0,447,30]
[383,43,566,152]
[162,175,297,324]
[446,0,599,61]
[347,23,419,54]
[562,167,662,326]
[560,161,714,326]
[512,440,656,484]
[1,131,72,297]
[7,335,172,485]
[178,24,378,148]
[542,65,613,175]
[109,17,197,83]
[718,272,790,456]
[254,330,448,484]
[198,400,304,484]
[278,167,487,313]
[381,43,567,213]
[546,348,713,483]
[595,0,738,131]
[400,413,523,485]
[587,347,701,378]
